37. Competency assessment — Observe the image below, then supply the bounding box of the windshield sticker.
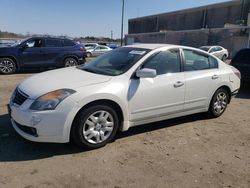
[129,50,146,55]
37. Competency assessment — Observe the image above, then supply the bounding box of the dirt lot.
[0,66,250,188]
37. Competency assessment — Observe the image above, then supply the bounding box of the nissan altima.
[8,44,241,149]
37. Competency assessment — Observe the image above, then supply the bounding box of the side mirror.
[136,68,157,78]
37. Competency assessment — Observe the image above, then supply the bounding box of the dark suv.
[231,48,250,82]
[0,37,86,74]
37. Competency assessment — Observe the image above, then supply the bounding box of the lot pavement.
[0,65,249,188]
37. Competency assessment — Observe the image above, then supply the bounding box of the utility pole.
[110,30,113,45]
[111,30,113,40]
[120,0,124,46]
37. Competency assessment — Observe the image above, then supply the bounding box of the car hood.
[0,46,16,52]
[18,67,112,99]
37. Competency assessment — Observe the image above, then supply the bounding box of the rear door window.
[183,50,210,71]
[63,39,75,47]
[45,39,62,47]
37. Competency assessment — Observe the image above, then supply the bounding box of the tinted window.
[100,46,108,50]
[216,47,223,51]
[209,47,216,52]
[46,39,62,47]
[24,39,43,48]
[233,49,250,64]
[183,50,210,71]
[64,39,75,46]
[143,49,181,75]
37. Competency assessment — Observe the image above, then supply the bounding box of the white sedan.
[8,44,241,149]
[199,46,229,61]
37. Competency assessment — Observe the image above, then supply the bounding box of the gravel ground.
[0,63,249,188]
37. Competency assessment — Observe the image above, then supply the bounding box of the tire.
[222,55,227,62]
[71,105,119,149]
[0,58,17,74]
[86,52,92,58]
[64,57,78,67]
[207,88,229,118]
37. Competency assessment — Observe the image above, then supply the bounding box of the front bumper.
[8,103,71,143]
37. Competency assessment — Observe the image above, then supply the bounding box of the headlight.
[30,89,76,111]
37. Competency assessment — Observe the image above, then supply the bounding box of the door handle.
[212,75,219,80]
[174,81,184,88]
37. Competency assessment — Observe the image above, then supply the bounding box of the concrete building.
[126,0,250,57]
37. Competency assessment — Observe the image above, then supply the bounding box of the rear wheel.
[207,88,229,118]
[64,58,78,67]
[71,105,119,149]
[0,58,17,74]
[86,52,92,58]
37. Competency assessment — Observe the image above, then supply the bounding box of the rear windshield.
[233,49,250,64]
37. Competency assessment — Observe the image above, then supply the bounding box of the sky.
[0,0,230,39]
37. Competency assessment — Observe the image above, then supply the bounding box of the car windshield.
[78,47,150,76]
[199,47,210,52]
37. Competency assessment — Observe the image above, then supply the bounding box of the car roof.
[125,43,178,50]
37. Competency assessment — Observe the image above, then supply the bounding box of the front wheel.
[71,105,119,149]
[64,58,78,67]
[0,58,17,74]
[207,88,229,118]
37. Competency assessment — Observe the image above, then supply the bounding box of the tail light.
[80,47,86,52]
[231,66,241,79]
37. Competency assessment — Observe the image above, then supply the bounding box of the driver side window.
[24,39,43,48]
[142,49,181,75]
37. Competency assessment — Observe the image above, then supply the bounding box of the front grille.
[13,89,29,106]
[15,121,38,137]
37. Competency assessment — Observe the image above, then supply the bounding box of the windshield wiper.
[81,67,100,74]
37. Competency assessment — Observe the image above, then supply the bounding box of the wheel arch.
[69,99,125,141]
[63,55,79,64]
[218,85,232,103]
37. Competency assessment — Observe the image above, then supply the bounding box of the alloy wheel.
[213,92,227,114]
[65,59,77,67]
[83,110,114,144]
[0,59,14,73]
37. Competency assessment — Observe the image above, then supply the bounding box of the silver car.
[86,45,112,57]
[200,46,228,61]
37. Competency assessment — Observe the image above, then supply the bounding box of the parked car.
[86,45,112,57]
[231,48,250,82]
[199,46,228,61]
[84,43,99,49]
[0,39,17,47]
[108,44,119,49]
[0,37,86,74]
[8,44,240,149]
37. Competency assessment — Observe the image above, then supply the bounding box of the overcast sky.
[0,0,230,38]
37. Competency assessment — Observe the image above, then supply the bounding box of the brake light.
[80,47,86,52]
[231,66,241,79]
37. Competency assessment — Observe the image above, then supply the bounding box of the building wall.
[129,0,250,34]
[125,27,250,58]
